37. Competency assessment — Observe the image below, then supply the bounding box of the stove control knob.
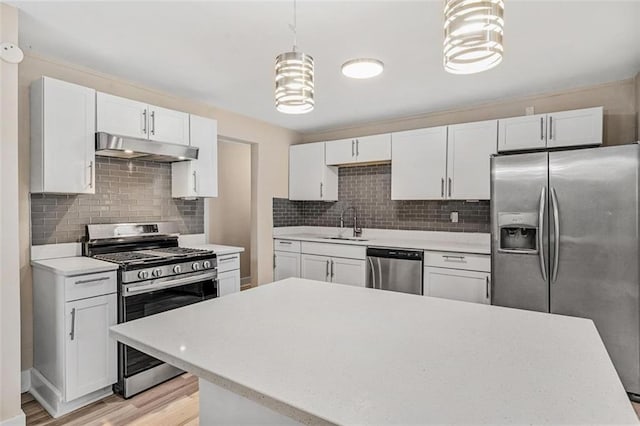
[192,262,200,271]
[173,265,182,274]
[138,270,149,280]
[152,268,163,277]
[203,261,211,269]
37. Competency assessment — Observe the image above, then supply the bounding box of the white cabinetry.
[273,239,301,281]
[289,142,338,201]
[96,92,190,145]
[217,253,241,296]
[30,77,96,194]
[325,134,391,165]
[172,115,218,198]
[300,242,366,287]
[423,251,491,305]
[31,265,117,418]
[498,107,603,152]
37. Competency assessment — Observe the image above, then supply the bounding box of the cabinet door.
[148,105,190,145]
[354,134,391,163]
[447,120,497,200]
[38,77,96,194]
[498,114,546,152]
[290,143,338,201]
[274,251,301,281]
[218,270,241,297]
[331,258,366,287]
[192,115,218,197]
[96,92,148,139]
[546,107,603,149]
[301,254,331,282]
[391,127,448,200]
[325,138,356,165]
[65,294,117,401]
[424,267,490,305]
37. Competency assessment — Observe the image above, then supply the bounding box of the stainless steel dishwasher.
[366,248,424,295]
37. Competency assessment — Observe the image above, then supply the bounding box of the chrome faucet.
[340,206,362,238]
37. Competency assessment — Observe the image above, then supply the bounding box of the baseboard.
[21,369,31,393]
[0,411,26,426]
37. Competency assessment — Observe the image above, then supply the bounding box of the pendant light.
[275,0,314,114]
[443,0,504,75]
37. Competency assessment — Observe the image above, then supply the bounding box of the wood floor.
[23,373,199,426]
[23,373,640,425]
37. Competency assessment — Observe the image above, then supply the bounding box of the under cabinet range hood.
[95,132,198,162]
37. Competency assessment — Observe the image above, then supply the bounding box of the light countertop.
[110,278,636,425]
[31,256,119,276]
[185,244,244,256]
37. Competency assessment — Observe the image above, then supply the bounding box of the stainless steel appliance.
[366,248,423,295]
[95,132,198,162]
[83,222,217,398]
[491,144,640,396]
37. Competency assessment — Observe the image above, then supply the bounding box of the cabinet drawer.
[273,239,301,253]
[65,271,116,302]
[424,251,490,272]
[217,254,240,273]
[301,242,366,260]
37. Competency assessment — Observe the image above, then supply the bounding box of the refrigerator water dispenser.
[498,212,538,253]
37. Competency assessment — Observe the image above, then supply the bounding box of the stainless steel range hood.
[95,132,198,162]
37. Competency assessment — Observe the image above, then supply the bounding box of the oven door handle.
[124,272,217,296]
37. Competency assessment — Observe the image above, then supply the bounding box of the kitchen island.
[110,278,638,425]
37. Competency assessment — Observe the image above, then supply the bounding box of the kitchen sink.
[321,236,368,242]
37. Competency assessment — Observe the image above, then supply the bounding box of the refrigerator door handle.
[551,187,560,283]
[538,187,547,282]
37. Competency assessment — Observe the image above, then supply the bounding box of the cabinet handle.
[278,241,293,245]
[273,254,276,269]
[443,255,465,260]
[150,111,156,135]
[549,116,553,140]
[326,260,330,279]
[352,140,355,157]
[540,117,544,141]
[142,110,147,134]
[356,139,359,156]
[486,276,490,300]
[69,308,76,341]
[219,257,236,263]
[88,161,94,189]
[193,171,197,192]
[448,178,452,197]
[320,182,323,198]
[75,276,110,285]
[331,259,335,279]
[441,178,445,197]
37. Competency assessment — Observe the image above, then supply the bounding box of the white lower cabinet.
[301,254,331,282]
[217,253,241,296]
[274,251,301,281]
[301,252,366,287]
[424,267,491,304]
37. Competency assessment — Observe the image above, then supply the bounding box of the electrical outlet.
[450,212,459,223]
[525,106,535,116]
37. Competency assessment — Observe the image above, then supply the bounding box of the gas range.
[83,222,218,398]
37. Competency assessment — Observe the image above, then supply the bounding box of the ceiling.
[11,1,640,133]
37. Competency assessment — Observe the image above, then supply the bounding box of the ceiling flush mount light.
[341,58,384,79]
[275,0,314,114]
[443,0,504,75]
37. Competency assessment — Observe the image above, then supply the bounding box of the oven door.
[120,271,217,378]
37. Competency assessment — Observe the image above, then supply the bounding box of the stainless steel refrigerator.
[491,143,640,396]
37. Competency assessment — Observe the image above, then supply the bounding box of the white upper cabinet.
[498,107,603,152]
[498,114,547,152]
[447,120,497,200]
[546,107,603,149]
[391,127,448,200]
[172,115,218,198]
[31,77,96,194]
[289,142,338,201]
[97,92,190,145]
[96,92,148,139]
[325,134,391,165]
[148,105,190,145]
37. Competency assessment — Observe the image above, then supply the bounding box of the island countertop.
[110,278,637,425]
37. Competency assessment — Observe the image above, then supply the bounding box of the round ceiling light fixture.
[443,0,504,75]
[341,58,384,79]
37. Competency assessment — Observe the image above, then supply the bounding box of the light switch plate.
[450,212,459,223]
[525,106,535,116]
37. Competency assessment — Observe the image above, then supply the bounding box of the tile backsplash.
[274,164,490,233]
[30,157,204,245]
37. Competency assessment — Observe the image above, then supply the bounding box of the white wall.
[0,3,24,424]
